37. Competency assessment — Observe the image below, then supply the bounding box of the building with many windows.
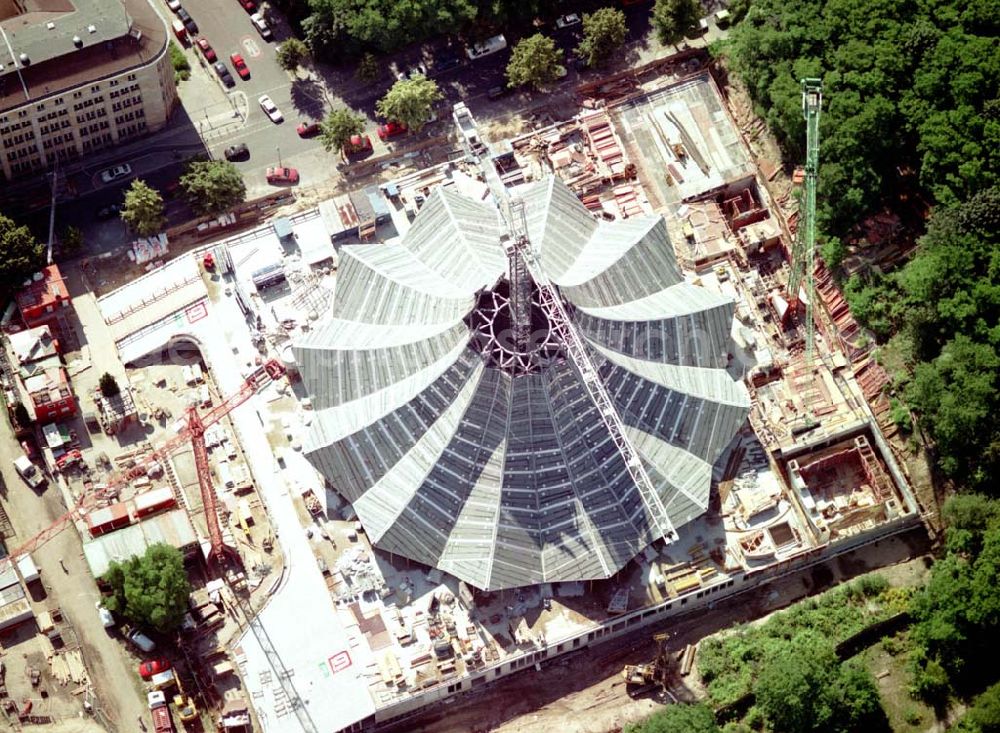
[0,0,176,181]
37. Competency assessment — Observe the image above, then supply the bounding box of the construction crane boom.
[788,78,823,361]
[0,359,285,566]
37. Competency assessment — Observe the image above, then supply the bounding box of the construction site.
[0,50,924,733]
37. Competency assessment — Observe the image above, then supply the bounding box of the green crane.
[788,78,823,361]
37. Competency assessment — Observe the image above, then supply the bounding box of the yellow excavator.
[621,632,678,698]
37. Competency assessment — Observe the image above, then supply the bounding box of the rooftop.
[15,264,68,312]
[0,0,167,114]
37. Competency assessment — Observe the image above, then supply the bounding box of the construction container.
[86,503,131,536]
[134,487,177,519]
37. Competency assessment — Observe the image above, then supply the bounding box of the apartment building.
[0,0,177,181]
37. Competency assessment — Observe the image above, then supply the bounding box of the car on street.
[224,143,249,161]
[466,34,506,60]
[258,95,283,122]
[343,134,372,156]
[213,61,235,87]
[230,52,250,79]
[487,85,509,100]
[296,121,320,137]
[99,164,132,183]
[377,120,407,140]
[14,454,44,490]
[266,166,299,185]
[196,38,216,62]
[139,659,172,679]
[237,0,256,10]
[396,62,427,80]
[96,203,121,219]
[555,13,582,28]
[167,0,182,10]
[96,603,114,629]
[176,8,198,34]
[250,12,272,40]
[127,628,156,653]
[433,52,462,72]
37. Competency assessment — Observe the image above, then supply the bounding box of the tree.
[576,8,627,68]
[320,108,366,155]
[121,180,165,236]
[277,37,309,71]
[624,703,720,733]
[652,0,701,45]
[506,34,564,90]
[100,543,191,632]
[376,75,443,132]
[61,226,84,254]
[0,214,43,302]
[99,372,121,398]
[952,680,1000,733]
[356,52,381,82]
[180,160,247,215]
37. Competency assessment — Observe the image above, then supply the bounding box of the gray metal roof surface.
[298,177,750,590]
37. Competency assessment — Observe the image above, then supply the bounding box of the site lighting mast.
[787,78,823,362]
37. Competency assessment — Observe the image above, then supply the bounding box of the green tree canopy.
[61,225,84,254]
[0,214,44,302]
[624,703,720,733]
[576,8,627,68]
[506,34,565,90]
[277,37,310,71]
[101,543,192,632]
[180,160,247,215]
[98,372,120,398]
[375,75,443,132]
[121,180,166,236]
[652,0,700,45]
[951,680,1000,733]
[320,108,366,154]
[356,52,381,82]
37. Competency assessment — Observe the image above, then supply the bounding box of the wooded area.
[728,0,1000,494]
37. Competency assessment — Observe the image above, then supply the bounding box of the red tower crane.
[1,359,285,567]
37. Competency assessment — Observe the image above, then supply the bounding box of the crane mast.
[788,78,822,361]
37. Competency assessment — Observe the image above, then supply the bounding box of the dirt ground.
[399,530,931,733]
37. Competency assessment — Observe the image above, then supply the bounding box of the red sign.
[328,651,352,674]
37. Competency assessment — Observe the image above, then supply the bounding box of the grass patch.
[698,573,913,706]
[169,41,190,83]
[860,632,940,733]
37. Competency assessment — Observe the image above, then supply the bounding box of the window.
[90,84,100,93]
[36,104,45,111]
[55,98,64,106]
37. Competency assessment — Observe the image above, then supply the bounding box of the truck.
[14,454,45,490]
[148,691,175,733]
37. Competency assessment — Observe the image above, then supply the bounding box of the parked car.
[377,120,407,140]
[433,52,462,72]
[138,659,171,679]
[237,0,256,10]
[99,164,132,183]
[171,18,187,44]
[213,61,235,87]
[396,62,427,80]
[258,95,283,123]
[266,167,299,185]
[555,13,582,28]
[250,12,272,39]
[296,121,320,137]
[127,629,156,653]
[176,8,198,34]
[466,34,506,60]
[196,37,216,62]
[230,52,250,79]
[96,203,121,219]
[224,143,249,161]
[487,85,509,100]
[167,0,182,10]
[343,134,372,156]
[96,603,114,629]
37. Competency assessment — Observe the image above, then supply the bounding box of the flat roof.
[0,0,167,114]
[82,508,197,577]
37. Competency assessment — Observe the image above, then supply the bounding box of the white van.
[96,603,115,628]
[466,34,506,60]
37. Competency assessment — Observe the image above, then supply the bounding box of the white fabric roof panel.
[297,177,749,591]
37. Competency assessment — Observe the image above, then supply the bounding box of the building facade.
[0,0,177,181]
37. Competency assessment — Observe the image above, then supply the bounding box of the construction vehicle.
[0,359,285,574]
[172,682,198,725]
[149,690,176,733]
[621,632,676,697]
[786,78,823,361]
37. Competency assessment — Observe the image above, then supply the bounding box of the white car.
[250,12,272,39]
[258,95,283,123]
[99,164,132,183]
[166,0,182,11]
[555,13,581,29]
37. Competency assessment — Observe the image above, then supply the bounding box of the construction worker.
[59,558,67,573]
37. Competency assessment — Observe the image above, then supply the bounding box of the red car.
[296,121,320,138]
[238,0,256,10]
[138,659,171,679]
[230,53,250,80]
[377,121,407,140]
[196,38,216,62]
[343,134,372,155]
[266,166,299,185]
